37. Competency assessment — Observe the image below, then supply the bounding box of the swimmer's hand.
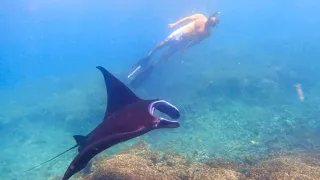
[168,23,176,28]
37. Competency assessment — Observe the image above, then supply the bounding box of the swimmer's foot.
[129,65,154,88]
[128,55,151,79]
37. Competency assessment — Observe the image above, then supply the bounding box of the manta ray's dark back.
[25,66,181,180]
[61,66,180,180]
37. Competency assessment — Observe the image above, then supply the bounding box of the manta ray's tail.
[25,144,78,172]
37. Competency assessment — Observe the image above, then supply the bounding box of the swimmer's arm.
[169,14,203,28]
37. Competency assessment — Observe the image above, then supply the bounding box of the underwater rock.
[203,158,241,171]
[242,151,320,180]
[78,141,241,180]
[76,141,320,180]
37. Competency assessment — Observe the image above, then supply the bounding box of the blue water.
[1,0,320,179]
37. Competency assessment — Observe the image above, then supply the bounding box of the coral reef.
[242,151,320,180]
[78,141,241,180]
[74,142,320,180]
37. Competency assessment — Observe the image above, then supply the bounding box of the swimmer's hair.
[206,11,220,27]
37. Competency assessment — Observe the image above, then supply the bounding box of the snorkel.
[206,11,220,28]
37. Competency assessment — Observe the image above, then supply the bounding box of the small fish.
[295,83,304,101]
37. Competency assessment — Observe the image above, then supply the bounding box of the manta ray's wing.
[73,66,143,148]
[26,66,149,174]
[96,66,141,118]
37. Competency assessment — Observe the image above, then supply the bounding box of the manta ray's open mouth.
[149,100,180,119]
[149,100,180,129]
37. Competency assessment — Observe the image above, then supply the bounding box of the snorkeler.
[128,12,220,87]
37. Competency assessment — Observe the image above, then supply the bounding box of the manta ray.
[26,66,180,180]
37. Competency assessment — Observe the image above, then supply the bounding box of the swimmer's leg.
[128,40,169,79]
[147,27,183,58]
[129,47,179,88]
[148,40,168,57]
[128,28,181,80]
[152,46,179,66]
